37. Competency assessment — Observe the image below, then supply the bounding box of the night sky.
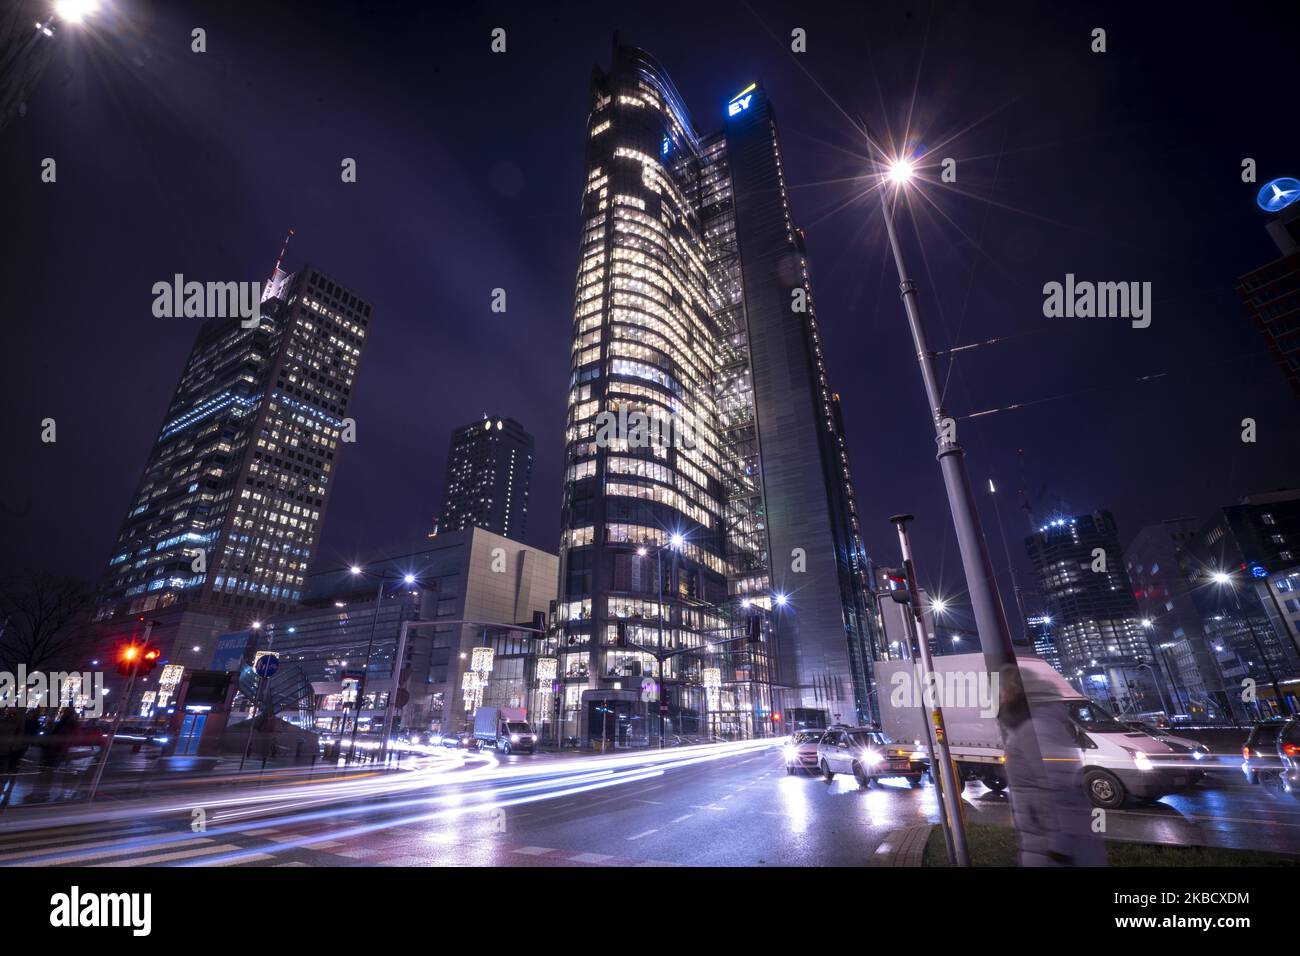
[4,0,1298,619]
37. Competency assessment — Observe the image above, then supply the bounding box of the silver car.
[817,727,924,787]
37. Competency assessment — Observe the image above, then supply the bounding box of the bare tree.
[0,571,94,674]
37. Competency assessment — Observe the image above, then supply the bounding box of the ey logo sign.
[727,83,756,117]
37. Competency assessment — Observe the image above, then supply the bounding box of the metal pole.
[349,574,388,762]
[877,187,1017,672]
[892,516,970,866]
[380,619,411,764]
[87,622,150,804]
[988,479,1029,640]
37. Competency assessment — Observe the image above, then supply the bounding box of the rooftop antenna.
[272,227,295,279]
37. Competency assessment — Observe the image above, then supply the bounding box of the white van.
[875,653,1197,808]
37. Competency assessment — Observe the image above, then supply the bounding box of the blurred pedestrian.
[999,663,1107,867]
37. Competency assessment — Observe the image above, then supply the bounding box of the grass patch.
[922,822,1299,867]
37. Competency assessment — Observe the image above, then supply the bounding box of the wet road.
[0,741,1296,866]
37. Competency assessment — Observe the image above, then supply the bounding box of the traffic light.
[615,619,628,647]
[747,614,762,644]
[115,641,163,677]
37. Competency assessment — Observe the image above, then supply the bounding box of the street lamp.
[872,148,1021,676]
[344,563,423,762]
[1211,570,1292,716]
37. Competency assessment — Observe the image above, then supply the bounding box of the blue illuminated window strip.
[160,391,258,440]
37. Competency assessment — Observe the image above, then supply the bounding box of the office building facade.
[1025,511,1158,713]
[555,43,878,743]
[95,260,371,626]
[435,416,534,541]
[1236,197,1300,399]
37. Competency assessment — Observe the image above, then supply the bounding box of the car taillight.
[1284,743,1300,757]
[1243,746,1252,758]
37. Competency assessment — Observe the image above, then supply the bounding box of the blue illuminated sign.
[1257,177,1300,213]
[1250,563,1268,579]
[727,83,757,117]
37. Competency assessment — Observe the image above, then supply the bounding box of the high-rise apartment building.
[555,42,877,743]
[435,416,534,541]
[95,259,371,626]
[1025,511,1159,712]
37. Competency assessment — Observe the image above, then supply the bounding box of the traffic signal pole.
[88,621,153,803]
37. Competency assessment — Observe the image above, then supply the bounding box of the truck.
[874,652,1198,808]
[473,706,537,754]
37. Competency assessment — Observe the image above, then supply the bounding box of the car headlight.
[510,734,520,743]
[1192,748,1206,761]
[783,746,796,760]
[862,749,884,766]
[1122,746,1153,771]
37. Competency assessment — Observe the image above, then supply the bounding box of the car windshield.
[1069,702,1128,733]
[793,732,822,744]
[847,731,887,747]
[506,722,530,733]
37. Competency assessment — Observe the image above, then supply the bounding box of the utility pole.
[891,515,970,867]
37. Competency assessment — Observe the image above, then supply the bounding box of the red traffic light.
[115,641,163,677]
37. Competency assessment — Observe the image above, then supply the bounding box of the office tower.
[555,42,878,744]
[1178,490,1300,717]
[1236,192,1300,399]
[435,416,534,541]
[95,258,372,628]
[1025,511,1159,713]
[1124,519,1225,721]
[1026,614,1061,674]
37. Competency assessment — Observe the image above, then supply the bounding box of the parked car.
[1242,717,1300,795]
[783,730,824,774]
[816,727,925,787]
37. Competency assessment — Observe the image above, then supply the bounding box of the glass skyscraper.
[94,261,371,624]
[435,415,534,542]
[555,42,878,744]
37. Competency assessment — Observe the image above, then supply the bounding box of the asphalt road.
[0,741,1297,866]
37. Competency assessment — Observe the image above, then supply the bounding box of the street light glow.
[930,597,947,615]
[54,0,100,23]
[1211,571,1232,585]
[669,532,685,549]
[350,565,363,575]
[403,574,416,585]
[887,158,914,185]
[774,592,788,607]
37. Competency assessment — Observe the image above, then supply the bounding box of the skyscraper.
[1025,511,1158,713]
[434,416,534,541]
[554,42,877,744]
[94,258,371,628]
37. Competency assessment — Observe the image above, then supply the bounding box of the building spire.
[272,227,295,279]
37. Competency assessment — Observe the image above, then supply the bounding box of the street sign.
[254,654,279,678]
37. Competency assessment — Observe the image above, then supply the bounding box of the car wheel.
[1084,769,1126,809]
[982,771,1008,792]
[500,740,511,755]
[527,748,536,755]
[820,759,834,781]
[904,774,922,788]
[852,762,870,788]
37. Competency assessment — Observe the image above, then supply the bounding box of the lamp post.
[346,565,419,763]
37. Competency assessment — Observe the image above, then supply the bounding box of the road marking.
[570,852,615,863]
[670,814,693,824]
[94,843,245,867]
[721,794,733,801]
[689,805,725,811]
[633,799,664,805]
[8,836,212,867]
[627,829,658,841]
[0,827,166,855]
[513,846,552,855]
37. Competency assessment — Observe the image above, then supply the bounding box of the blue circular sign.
[255,654,280,677]
[1257,177,1300,213]
[1249,564,1268,579]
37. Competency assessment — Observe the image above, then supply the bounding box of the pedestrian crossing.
[0,820,324,868]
